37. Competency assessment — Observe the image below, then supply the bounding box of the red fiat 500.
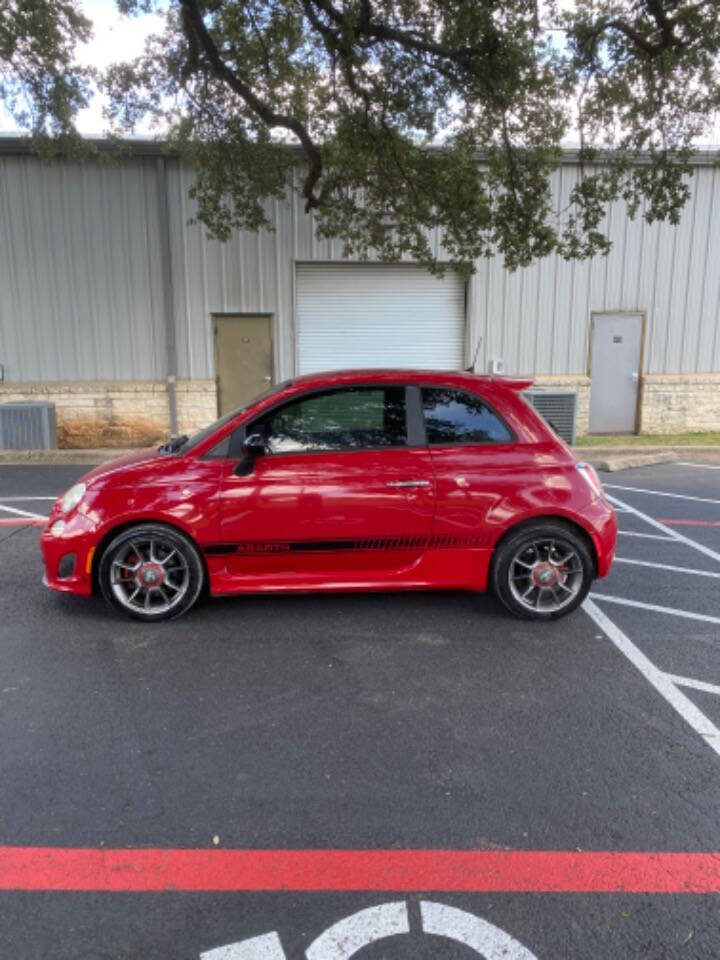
[41,370,616,622]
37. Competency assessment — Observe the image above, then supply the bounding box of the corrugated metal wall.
[477,161,720,376]
[1,150,719,383]
[0,154,166,380]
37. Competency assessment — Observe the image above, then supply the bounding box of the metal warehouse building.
[1,137,719,448]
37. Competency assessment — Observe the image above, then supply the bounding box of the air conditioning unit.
[0,402,58,450]
[524,389,578,445]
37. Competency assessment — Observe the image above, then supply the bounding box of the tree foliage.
[0,0,92,141]
[3,1,720,273]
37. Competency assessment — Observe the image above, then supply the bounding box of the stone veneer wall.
[0,373,718,446]
[639,374,720,434]
[534,373,720,436]
[0,380,217,448]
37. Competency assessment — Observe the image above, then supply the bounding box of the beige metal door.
[213,315,273,415]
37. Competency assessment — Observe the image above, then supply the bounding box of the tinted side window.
[422,388,512,444]
[253,387,407,453]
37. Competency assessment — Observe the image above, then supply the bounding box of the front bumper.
[41,511,98,596]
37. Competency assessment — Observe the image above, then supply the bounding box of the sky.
[73,0,165,134]
[0,0,164,136]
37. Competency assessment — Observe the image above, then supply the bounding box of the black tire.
[98,523,204,621]
[491,521,594,621]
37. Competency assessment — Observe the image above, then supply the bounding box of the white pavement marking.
[665,675,720,697]
[0,503,48,520]
[607,494,720,564]
[604,483,720,506]
[201,933,287,960]
[589,593,720,626]
[0,496,57,501]
[676,462,720,470]
[583,599,720,759]
[305,902,409,960]
[614,557,720,579]
[616,530,674,541]
[420,901,538,959]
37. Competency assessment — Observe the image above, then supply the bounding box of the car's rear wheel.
[491,521,593,620]
[99,524,204,621]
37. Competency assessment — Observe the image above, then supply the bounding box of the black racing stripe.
[202,534,489,556]
[288,540,356,552]
[203,543,241,556]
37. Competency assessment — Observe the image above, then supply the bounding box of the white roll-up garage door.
[295,264,466,374]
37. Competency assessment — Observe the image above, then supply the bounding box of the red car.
[41,370,616,622]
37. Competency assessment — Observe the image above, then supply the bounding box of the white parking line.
[583,599,720,759]
[606,494,720,564]
[676,462,720,470]
[305,902,409,960]
[616,530,675,541]
[203,905,538,960]
[0,503,48,521]
[614,557,720,579]
[665,675,720,697]
[420,901,538,958]
[0,496,58,501]
[589,593,720,626]
[604,484,720,506]
[201,932,286,960]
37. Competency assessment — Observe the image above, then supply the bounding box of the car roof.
[288,369,533,392]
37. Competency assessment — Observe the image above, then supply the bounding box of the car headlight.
[60,482,86,514]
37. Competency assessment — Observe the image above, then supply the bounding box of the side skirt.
[205,547,492,596]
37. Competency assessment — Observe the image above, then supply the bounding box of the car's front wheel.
[491,521,594,620]
[99,524,204,621]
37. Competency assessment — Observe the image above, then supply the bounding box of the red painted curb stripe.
[1,849,720,893]
[657,518,720,528]
[0,517,46,527]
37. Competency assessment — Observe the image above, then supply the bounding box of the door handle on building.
[386,480,431,488]
[631,371,639,383]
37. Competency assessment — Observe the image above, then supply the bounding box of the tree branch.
[305,0,499,63]
[574,1,685,58]
[179,0,323,210]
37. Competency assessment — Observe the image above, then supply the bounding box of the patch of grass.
[575,432,720,447]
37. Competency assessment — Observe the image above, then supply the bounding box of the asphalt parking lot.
[0,460,719,959]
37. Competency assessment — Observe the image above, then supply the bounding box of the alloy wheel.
[507,537,585,614]
[109,534,191,615]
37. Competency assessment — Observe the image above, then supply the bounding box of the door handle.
[386,480,431,488]
[631,371,639,383]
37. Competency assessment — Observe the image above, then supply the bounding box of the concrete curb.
[0,449,134,464]
[573,445,720,469]
[585,451,680,473]
[572,444,720,456]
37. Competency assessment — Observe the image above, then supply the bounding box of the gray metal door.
[589,312,643,434]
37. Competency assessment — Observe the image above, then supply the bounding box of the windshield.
[175,380,294,454]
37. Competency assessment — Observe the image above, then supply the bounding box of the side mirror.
[243,433,266,456]
[233,433,266,476]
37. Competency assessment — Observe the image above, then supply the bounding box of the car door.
[216,384,436,581]
[420,385,520,562]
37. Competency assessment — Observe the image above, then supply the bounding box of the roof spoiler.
[491,377,534,391]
